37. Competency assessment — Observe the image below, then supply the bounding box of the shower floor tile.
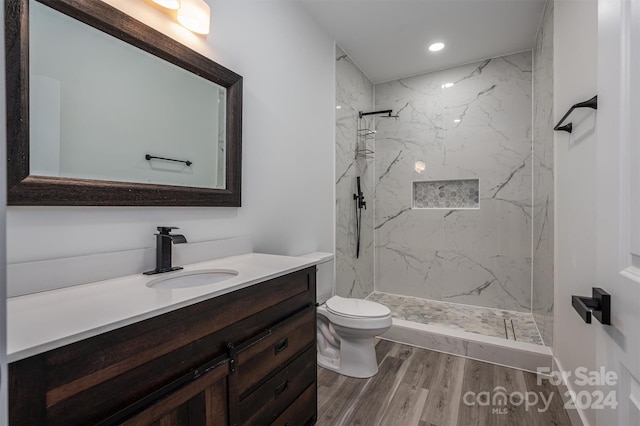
[366,292,543,345]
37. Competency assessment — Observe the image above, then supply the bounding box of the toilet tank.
[299,252,334,304]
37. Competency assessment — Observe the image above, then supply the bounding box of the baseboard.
[553,356,590,426]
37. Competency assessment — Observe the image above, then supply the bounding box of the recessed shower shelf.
[413,179,479,209]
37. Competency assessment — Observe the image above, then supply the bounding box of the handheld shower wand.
[353,177,366,258]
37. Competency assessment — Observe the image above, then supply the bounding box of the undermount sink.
[146,269,239,290]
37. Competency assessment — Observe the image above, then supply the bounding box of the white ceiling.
[300,0,546,83]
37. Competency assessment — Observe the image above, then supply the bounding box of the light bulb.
[177,0,211,35]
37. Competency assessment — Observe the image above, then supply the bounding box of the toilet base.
[316,322,381,378]
[323,335,379,378]
[316,303,391,379]
[317,352,340,372]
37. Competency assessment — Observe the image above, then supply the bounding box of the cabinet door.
[121,361,229,426]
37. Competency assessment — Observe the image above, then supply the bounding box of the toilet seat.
[326,295,391,319]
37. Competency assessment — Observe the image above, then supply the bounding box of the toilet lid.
[326,296,391,318]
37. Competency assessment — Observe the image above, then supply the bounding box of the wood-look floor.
[317,340,572,426]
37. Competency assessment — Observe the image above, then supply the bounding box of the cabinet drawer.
[271,383,316,426]
[237,306,315,397]
[238,346,316,425]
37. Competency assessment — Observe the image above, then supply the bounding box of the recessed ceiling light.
[428,42,445,52]
[454,118,461,123]
[336,105,342,110]
[442,82,454,89]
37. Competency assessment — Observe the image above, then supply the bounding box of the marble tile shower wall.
[335,46,375,299]
[532,0,554,346]
[374,52,533,312]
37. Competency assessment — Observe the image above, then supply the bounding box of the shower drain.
[503,318,517,341]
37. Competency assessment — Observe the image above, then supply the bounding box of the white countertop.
[7,253,321,362]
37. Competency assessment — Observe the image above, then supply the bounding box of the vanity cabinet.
[9,266,317,425]
[121,359,229,426]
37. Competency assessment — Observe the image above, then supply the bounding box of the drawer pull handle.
[274,337,289,355]
[275,380,289,399]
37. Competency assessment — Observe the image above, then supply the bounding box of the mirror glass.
[29,1,226,190]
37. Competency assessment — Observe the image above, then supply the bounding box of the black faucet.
[143,226,188,275]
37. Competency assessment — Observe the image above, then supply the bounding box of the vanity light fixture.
[428,42,445,52]
[151,0,211,35]
[152,0,181,10]
[177,0,211,35]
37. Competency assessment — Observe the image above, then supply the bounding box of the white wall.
[553,0,598,425]
[7,1,335,267]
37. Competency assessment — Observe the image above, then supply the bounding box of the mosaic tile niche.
[413,179,479,209]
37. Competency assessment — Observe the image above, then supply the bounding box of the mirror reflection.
[29,1,226,190]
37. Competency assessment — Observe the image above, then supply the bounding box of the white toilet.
[301,253,392,378]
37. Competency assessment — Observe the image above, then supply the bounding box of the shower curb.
[380,318,552,374]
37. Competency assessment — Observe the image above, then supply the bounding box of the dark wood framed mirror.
[5,0,242,206]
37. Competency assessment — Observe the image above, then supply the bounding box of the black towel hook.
[554,95,598,134]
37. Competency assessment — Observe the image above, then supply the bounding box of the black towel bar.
[145,154,192,166]
[554,95,598,133]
